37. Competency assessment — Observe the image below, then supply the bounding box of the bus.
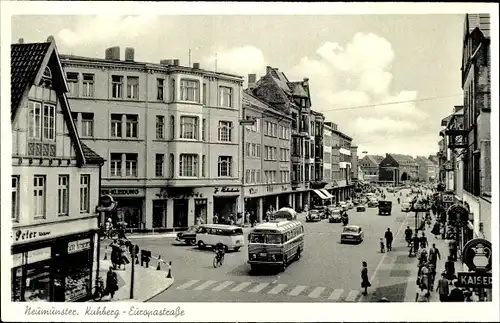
[247,220,304,272]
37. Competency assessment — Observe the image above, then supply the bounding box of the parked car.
[328,208,342,223]
[356,205,366,212]
[367,199,378,208]
[401,200,412,212]
[346,201,354,209]
[176,226,199,245]
[340,225,364,244]
[339,202,349,211]
[306,210,322,222]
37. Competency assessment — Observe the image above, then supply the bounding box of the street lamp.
[240,118,256,225]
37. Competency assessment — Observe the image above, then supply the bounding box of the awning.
[312,189,329,200]
[320,189,334,199]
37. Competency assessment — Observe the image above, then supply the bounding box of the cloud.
[58,16,158,47]
[202,46,267,76]
[354,117,419,136]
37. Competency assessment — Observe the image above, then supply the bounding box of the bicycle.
[91,277,107,301]
[213,250,225,268]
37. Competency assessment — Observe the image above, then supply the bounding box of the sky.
[11,14,467,157]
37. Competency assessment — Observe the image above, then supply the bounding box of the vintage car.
[306,210,322,222]
[340,225,364,244]
[356,205,366,212]
[352,199,361,206]
[378,200,393,215]
[176,225,199,245]
[401,200,412,212]
[367,198,379,208]
[339,202,349,212]
[328,208,342,223]
[346,200,354,209]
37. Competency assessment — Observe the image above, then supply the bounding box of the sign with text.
[68,238,91,254]
[12,247,51,268]
[442,193,454,203]
[456,272,492,288]
[461,238,492,272]
[248,188,258,195]
[213,186,240,195]
[101,188,144,197]
[12,216,98,246]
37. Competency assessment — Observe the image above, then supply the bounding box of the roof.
[243,89,292,120]
[365,155,384,165]
[253,220,302,232]
[201,224,242,230]
[81,142,105,164]
[391,154,418,166]
[11,42,51,118]
[467,13,490,38]
[288,81,308,97]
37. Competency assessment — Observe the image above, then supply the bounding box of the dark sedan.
[175,226,198,245]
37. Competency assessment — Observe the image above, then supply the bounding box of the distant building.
[415,156,438,182]
[390,154,419,182]
[378,153,419,184]
[359,155,384,183]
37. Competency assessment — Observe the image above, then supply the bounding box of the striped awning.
[312,189,329,200]
[320,189,334,199]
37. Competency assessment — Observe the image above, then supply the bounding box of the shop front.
[212,186,240,223]
[11,216,99,302]
[101,187,145,229]
[244,184,292,222]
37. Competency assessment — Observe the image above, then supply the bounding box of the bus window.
[233,228,243,236]
[266,235,282,244]
[197,226,207,234]
[250,234,265,244]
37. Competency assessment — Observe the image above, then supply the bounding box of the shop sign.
[456,272,492,288]
[442,193,454,203]
[248,188,258,195]
[461,238,492,272]
[214,186,240,194]
[266,185,274,192]
[101,188,143,196]
[447,204,469,223]
[12,217,98,246]
[12,247,51,268]
[195,199,207,206]
[68,239,91,254]
[155,188,204,199]
[281,185,289,192]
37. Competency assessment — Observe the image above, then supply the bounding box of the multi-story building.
[391,154,419,182]
[323,124,333,192]
[350,144,359,181]
[359,155,384,183]
[250,66,323,210]
[61,46,244,231]
[415,156,438,182]
[241,84,293,222]
[11,38,104,302]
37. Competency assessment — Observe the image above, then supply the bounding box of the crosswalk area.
[175,279,362,302]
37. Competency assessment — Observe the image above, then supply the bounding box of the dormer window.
[40,66,52,88]
[43,66,52,79]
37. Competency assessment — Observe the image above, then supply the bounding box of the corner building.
[61,47,243,231]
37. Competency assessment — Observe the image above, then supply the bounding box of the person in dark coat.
[448,282,465,302]
[384,228,393,251]
[404,226,413,247]
[445,256,456,281]
[419,232,428,249]
[106,266,119,300]
[361,261,371,296]
[109,239,122,270]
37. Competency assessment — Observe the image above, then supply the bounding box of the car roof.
[344,225,361,229]
[200,224,242,230]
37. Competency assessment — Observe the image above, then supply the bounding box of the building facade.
[11,38,104,302]
[61,47,244,230]
[378,154,400,184]
[241,87,293,222]
[390,154,419,182]
[359,155,384,183]
[415,156,438,183]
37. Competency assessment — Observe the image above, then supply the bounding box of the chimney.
[105,46,120,60]
[160,59,173,66]
[18,38,24,44]
[124,47,135,61]
[173,59,180,66]
[248,74,257,89]
[303,77,309,86]
[193,62,200,69]
[47,35,55,43]
[266,66,273,75]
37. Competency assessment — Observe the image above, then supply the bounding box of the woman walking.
[106,266,119,300]
[361,261,371,296]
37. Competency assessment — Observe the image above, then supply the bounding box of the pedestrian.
[212,213,219,224]
[409,233,419,256]
[384,228,393,251]
[404,226,413,247]
[415,284,430,302]
[361,261,371,296]
[436,272,450,302]
[449,239,458,261]
[448,282,465,302]
[106,266,119,300]
[379,238,385,253]
[431,221,441,239]
[428,243,441,267]
[109,239,122,270]
[445,256,456,282]
[419,232,428,249]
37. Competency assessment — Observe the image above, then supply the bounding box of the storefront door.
[152,200,167,228]
[113,198,144,229]
[194,199,208,224]
[173,199,189,229]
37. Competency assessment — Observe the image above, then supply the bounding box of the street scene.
[7,7,493,309]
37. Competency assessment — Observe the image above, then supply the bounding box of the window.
[202,155,206,177]
[12,176,19,222]
[218,156,232,177]
[180,116,199,139]
[80,175,90,213]
[125,115,138,138]
[125,154,138,177]
[219,86,233,107]
[157,78,165,101]
[251,144,256,157]
[43,66,52,79]
[179,154,198,177]
[169,154,175,178]
[127,76,139,99]
[203,83,207,105]
[29,102,55,140]
[110,153,122,177]
[245,169,251,183]
[156,116,165,139]
[82,74,94,97]
[58,175,69,216]
[66,72,79,96]
[170,79,176,101]
[111,75,123,98]
[170,116,175,139]
[251,170,256,183]
[29,101,42,139]
[33,175,46,219]
[180,79,200,102]
[110,114,122,137]
[255,119,260,133]
[81,113,94,137]
[42,105,55,140]
[155,154,164,177]
[272,123,277,137]
[218,121,233,142]
[256,170,261,183]
[246,143,251,157]
[202,119,207,141]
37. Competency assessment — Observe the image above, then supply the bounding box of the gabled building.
[415,156,438,182]
[11,37,104,302]
[390,154,419,182]
[378,154,400,184]
[359,154,384,182]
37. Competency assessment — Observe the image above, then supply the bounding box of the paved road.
[105,188,416,302]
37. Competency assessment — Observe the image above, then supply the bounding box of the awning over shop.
[320,189,334,199]
[312,189,329,200]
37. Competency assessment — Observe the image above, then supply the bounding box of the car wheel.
[233,247,240,252]
[188,239,196,246]
[197,240,205,249]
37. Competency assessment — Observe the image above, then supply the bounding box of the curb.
[143,278,175,302]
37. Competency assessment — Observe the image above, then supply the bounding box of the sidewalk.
[97,257,174,302]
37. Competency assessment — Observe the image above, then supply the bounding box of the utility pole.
[130,245,135,299]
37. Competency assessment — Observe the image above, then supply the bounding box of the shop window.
[24,261,51,302]
[65,248,92,301]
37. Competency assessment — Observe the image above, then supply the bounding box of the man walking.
[429,243,441,267]
[384,228,393,252]
[405,226,413,247]
[449,239,458,261]
[436,273,449,302]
